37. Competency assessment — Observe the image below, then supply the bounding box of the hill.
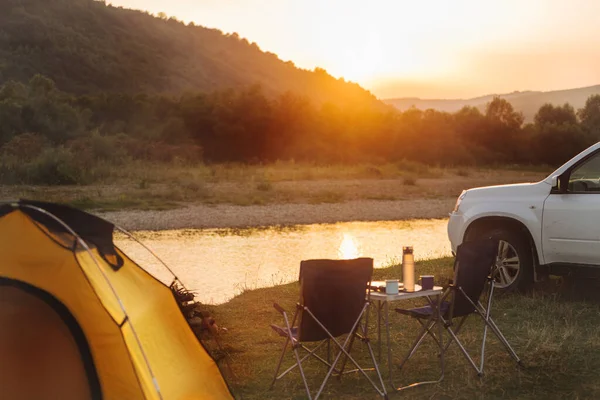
[0,0,379,107]
[384,85,600,121]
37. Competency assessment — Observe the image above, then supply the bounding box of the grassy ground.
[207,258,600,399]
[0,161,551,211]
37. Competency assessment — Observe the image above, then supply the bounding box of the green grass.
[209,258,600,399]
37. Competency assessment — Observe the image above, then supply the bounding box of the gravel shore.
[98,198,455,230]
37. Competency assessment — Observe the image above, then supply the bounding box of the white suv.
[448,142,600,291]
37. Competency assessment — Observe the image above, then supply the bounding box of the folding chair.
[395,238,522,379]
[270,258,388,399]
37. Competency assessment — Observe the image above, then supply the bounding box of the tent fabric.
[0,202,233,400]
[0,281,97,400]
[18,199,124,269]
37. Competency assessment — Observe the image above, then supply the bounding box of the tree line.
[1,75,600,170]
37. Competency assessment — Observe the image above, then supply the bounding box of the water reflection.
[338,233,360,259]
[115,219,451,305]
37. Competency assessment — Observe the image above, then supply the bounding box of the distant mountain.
[384,85,600,121]
[0,0,380,107]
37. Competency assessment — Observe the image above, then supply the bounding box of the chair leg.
[292,345,312,400]
[441,315,468,354]
[280,311,313,399]
[485,317,522,364]
[364,337,388,398]
[458,286,522,371]
[395,297,445,391]
[315,327,358,399]
[419,319,443,349]
[480,281,520,364]
[480,281,496,372]
[270,336,290,389]
[307,304,387,399]
[444,324,483,376]
[274,341,330,381]
[397,318,436,370]
[336,327,359,379]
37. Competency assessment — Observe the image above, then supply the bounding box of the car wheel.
[466,227,534,292]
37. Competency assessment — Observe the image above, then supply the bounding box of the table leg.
[384,299,395,389]
[437,294,445,381]
[377,300,382,362]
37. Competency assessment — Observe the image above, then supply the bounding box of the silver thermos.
[402,246,415,292]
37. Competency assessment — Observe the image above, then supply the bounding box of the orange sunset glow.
[109,0,600,98]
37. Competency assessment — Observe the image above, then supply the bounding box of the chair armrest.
[273,302,286,314]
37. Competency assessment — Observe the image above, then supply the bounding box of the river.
[115,218,451,304]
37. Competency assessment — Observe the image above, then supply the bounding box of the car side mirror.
[551,173,570,194]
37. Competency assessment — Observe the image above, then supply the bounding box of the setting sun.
[110,0,599,98]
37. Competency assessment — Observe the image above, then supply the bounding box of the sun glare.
[338,233,360,260]
[111,0,600,97]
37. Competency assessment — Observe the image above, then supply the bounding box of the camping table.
[370,285,445,391]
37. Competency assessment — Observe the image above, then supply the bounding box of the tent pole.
[114,226,187,290]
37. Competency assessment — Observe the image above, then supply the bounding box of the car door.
[542,149,600,265]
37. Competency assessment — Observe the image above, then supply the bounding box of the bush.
[403,177,417,186]
[26,147,87,185]
[0,147,89,185]
[66,132,128,166]
[256,180,272,191]
[396,159,429,175]
[0,133,49,161]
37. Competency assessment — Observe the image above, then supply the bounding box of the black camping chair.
[270,258,387,399]
[394,239,522,380]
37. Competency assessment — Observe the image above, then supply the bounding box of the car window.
[569,152,600,193]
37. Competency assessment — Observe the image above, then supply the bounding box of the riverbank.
[0,165,549,229]
[101,198,455,230]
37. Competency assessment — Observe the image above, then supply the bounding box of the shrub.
[25,147,87,185]
[66,132,128,166]
[403,177,417,186]
[396,159,430,175]
[256,180,272,191]
[0,147,89,185]
[363,165,383,178]
[0,133,50,161]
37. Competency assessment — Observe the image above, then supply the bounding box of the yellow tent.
[0,200,233,400]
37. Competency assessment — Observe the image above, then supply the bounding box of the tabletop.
[370,285,444,302]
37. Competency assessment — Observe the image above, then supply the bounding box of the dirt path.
[98,198,456,230]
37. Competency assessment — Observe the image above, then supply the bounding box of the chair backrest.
[297,258,373,342]
[450,239,498,318]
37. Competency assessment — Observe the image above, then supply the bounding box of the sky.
[110,0,600,99]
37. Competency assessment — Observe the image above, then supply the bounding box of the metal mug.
[385,280,399,294]
[420,275,434,290]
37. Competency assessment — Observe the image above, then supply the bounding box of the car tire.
[466,227,534,293]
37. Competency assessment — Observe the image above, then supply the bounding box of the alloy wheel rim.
[493,240,520,288]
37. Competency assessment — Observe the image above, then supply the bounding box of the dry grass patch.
[0,163,550,211]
